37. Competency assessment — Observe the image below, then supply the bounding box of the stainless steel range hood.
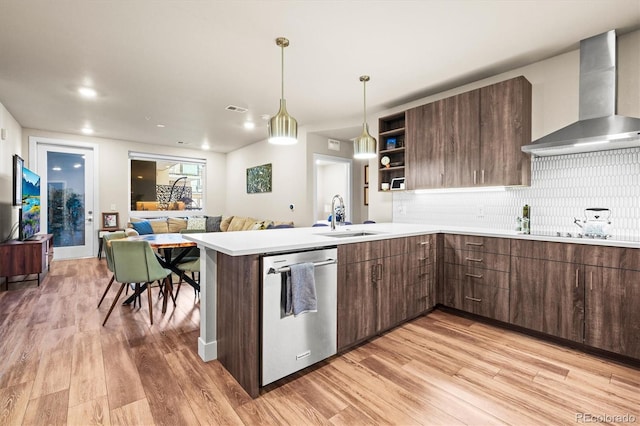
[522,30,640,157]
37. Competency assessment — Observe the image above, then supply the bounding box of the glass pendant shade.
[354,123,377,159]
[268,37,298,145]
[353,75,377,159]
[268,99,298,145]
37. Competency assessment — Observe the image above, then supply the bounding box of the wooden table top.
[125,233,197,249]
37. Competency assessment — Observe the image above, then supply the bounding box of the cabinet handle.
[419,241,429,246]
[465,273,483,279]
[418,257,428,261]
[575,268,579,288]
[440,173,444,186]
[590,271,593,291]
[473,170,477,185]
[377,264,382,281]
[465,296,482,303]
[481,169,485,184]
[465,257,483,263]
[465,242,484,247]
[371,264,377,283]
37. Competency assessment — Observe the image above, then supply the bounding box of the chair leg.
[175,274,183,300]
[146,281,153,325]
[98,275,115,308]
[103,283,126,326]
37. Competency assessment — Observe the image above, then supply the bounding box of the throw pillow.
[187,216,206,231]
[168,217,188,233]
[227,216,251,232]
[130,220,153,235]
[149,219,169,234]
[205,215,222,232]
[220,216,234,232]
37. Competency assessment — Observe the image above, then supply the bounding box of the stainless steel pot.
[574,208,612,237]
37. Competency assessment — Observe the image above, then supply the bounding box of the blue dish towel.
[285,262,317,316]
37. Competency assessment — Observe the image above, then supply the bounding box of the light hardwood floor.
[0,257,638,425]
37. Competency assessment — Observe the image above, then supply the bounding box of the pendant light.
[268,37,298,145]
[353,75,377,159]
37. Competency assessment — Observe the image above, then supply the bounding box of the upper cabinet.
[405,76,532,190]
[480,76,532,186]
[377,112,406,191]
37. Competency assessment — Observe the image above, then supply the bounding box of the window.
[129,152,206,213]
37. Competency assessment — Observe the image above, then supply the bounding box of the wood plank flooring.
[0,257,638,425]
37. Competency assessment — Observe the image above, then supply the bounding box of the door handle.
[465,257,483,263]
[465,273,483,279]
[465,296,482,303]
[481,170,485,184]
[575,268,579,288]
[465,242,484,247]
[473,170,477,185]
[377,264,383,281]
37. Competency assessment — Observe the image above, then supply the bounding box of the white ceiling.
[0,1,639,153]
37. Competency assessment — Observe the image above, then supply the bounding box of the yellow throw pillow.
[220,216,234,232]
[227,216,250,232]
[168,217,187,233]
[149,219,169,234]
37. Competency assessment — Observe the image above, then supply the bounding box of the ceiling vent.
[225,105,248,113]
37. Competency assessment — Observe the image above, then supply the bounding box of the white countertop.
[182,223,640,255]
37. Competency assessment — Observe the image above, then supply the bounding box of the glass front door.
[36,144,95,259]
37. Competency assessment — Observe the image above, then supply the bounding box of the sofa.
[126,215,294,236]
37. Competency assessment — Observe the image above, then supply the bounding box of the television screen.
[20,167,41,240]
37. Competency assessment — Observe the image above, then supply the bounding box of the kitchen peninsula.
[184,223,640,397]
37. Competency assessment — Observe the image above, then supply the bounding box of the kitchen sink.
[319,231,384,238]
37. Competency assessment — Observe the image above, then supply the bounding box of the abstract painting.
[246,163,272,193]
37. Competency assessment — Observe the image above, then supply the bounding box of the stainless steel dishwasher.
[261,247,337,386]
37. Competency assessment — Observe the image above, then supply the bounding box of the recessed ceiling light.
[244,121,255,130]
[202,143,210,150]
[73,163,82,168]
[52,166,62,171]
[78,87,97,98]
[157,124,165,128]
[82,127,94,134]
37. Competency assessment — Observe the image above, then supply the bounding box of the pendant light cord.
[363,79,367,125]
[281,43,285,100]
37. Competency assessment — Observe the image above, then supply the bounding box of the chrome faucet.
[331,194,345,231]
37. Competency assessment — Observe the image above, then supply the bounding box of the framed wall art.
[246,163,272,194]
[102,212,120,230]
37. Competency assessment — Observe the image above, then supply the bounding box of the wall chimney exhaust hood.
[522,30,640,157]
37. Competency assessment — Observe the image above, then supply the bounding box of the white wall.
[21,129,227,224]
[225,132,308,225]
[0,101,23,241]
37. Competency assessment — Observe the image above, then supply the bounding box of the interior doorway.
[313,154,353,224]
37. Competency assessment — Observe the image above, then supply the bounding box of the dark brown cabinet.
[404,76,531,189]
[0,234,53,289]
[581,245,640,360]
[377,112,406,191]
[509,240,584,343]
[443,234,510,322]
[443,90,481,188]
[406,102,445,189]
[479,76,532,186]
[338,235,435,351]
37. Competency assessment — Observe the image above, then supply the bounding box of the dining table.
[122,233,200,312]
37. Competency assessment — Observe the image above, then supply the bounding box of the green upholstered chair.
[102,240,173,326]
[175,258,200,300]
[97,231,127,308]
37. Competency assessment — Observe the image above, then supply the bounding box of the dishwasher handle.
[268,258,337,274]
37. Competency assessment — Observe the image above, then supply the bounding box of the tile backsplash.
[393,147,640,240]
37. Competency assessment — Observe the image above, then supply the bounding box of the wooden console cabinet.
[0,234,53,290]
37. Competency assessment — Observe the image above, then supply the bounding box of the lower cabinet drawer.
[445,263,510,289]
[443,280,509,323]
